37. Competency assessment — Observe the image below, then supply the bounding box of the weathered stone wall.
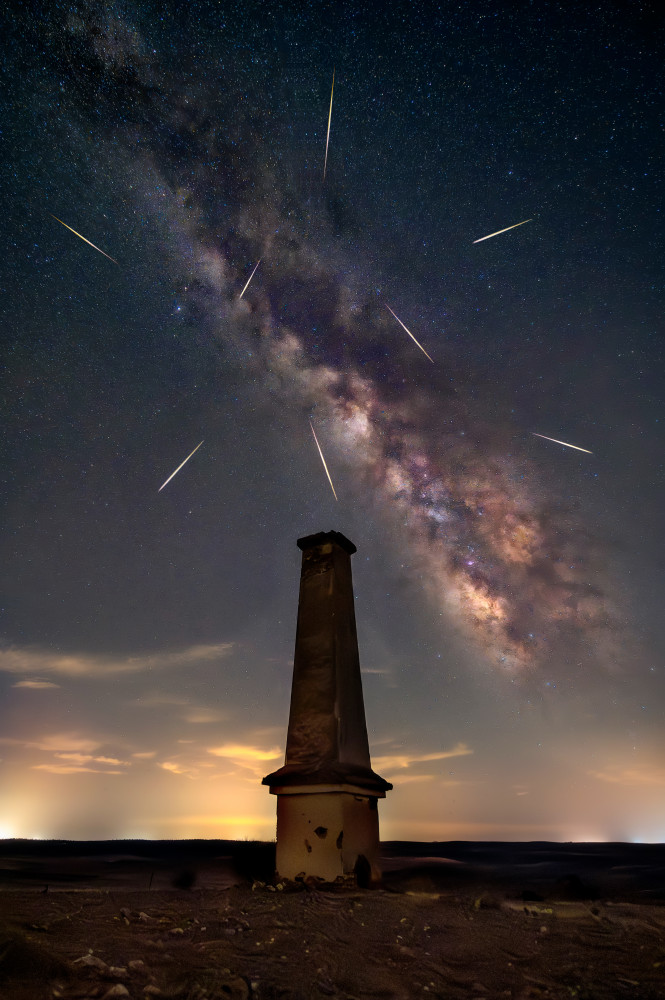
[284,534,372,771]
[275,787,382,884]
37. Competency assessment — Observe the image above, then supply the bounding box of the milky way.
[53,4,618,675]
[4,0,665,845]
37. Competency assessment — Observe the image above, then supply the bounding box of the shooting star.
[323,68,335,182]
[309,420,338,500]
[158,440,204,492]
[473,218,532,244]
[238,259,261,299]
[50,214,119,265]
[532,433,593,454]
[385,304,434,363]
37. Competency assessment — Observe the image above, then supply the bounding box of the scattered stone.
[143,987,162,996]
[186,987,207,1000]
[103,987,130,999]
[168,926,184,936]
[128,959,147,972]
[107,966,128,977]
[73,953,107,970]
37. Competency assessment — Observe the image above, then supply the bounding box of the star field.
[0,1,664,841]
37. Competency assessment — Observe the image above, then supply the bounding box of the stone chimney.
[263,531,391,885]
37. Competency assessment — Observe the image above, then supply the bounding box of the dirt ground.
[2,879,664,1000]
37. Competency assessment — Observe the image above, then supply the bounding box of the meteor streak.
[50,214,119,265]
[309,420,338,500]
[473,218,532,243]
[532,433,593,454]
[158,440,204,492]
[385,304,434,363]
[238,259,261,299]
[323,68,335,182]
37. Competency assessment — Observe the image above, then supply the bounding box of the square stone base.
[272,784,383,885]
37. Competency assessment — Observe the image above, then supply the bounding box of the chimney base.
[271,784,385,885]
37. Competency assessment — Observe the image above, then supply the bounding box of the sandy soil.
[2,876,665,1000]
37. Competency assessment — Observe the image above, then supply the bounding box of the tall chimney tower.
[263,531,392,885]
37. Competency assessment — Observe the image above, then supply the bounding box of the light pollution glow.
[1,651,664,842]
[1,746,664,843]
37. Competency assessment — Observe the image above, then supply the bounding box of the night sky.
[1,1,664,842]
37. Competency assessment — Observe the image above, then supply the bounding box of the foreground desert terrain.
[1,842,664,1000]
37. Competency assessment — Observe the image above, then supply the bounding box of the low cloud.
[158,757,218,779]
[207,742,283,778]
[32,764,125,775]
[208,744,283,762]
[11,679,60,689]
[589,765,665,787]
[390,774,436,785]
[24,733,103,754]
[0,732,132,772]
[184,708,225,724]
[373,742,473,772]
[159,761,193,776]
[0,643,233,678]
[55,753,129,767]
[0,730,135,779]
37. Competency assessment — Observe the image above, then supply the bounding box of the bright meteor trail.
[309,420,338,500]
[532,433,593,454]
[385,304,434,363]
[158,440,204,492]
[473,218,532,243]
[50,214,119,265]
[238,259,261,299]
[323,69,334,182]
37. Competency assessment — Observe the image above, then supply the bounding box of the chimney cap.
[297,530,357,555]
